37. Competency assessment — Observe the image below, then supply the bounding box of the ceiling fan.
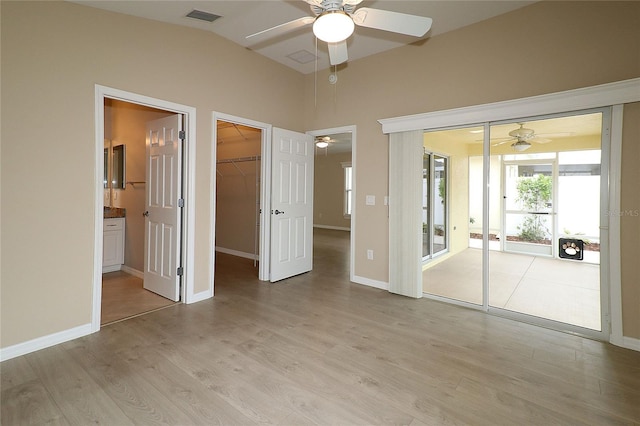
[492,123,553,152]
[246,0,433,66]
[315,135,335,148]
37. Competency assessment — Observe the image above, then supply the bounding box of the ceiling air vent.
[186,10,221,23]
[287,50,317,65]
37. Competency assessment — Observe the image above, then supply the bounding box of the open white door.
[270,128,314,282]
[144,115,182,301]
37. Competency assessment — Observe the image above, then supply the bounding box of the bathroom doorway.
[100,98,182,325]
[91,85,198,326]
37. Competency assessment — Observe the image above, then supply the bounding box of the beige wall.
[621,102,640,339]
[314,152,352,229]
[1,1,305,348]
[1,0,639,351]
[302,2,639,334]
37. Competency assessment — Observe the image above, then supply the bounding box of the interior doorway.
[215,120,263,272]
[101,99,181,324]
[308,126,356,282]
[93,85,197,332]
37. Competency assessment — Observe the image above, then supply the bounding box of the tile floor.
[423,248,601,330]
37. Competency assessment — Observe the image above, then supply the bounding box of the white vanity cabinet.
[103,217,125,272]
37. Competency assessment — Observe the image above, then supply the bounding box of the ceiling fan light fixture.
[511,140,531,152]
[316,141,329,148]
[313,11,354,43]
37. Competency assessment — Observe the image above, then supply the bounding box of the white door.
[144,115,182,301]
[270,128,314,282]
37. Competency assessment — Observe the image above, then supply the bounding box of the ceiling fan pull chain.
[333,64,338,106]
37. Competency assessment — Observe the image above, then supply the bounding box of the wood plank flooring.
[2,229,640,425]
[101,271,177,325]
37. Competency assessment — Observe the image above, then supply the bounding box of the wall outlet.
[367,249,374,260]
[366,195,376,206]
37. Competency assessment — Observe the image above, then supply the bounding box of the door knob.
[143,210,149,217]
[274,209,285,215]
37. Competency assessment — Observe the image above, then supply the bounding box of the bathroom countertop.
[104,207,126,218]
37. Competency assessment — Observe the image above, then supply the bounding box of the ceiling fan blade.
[246,16,314,43]
[352,7,432,37]
[328,40,348,65]
[531,137,552,144]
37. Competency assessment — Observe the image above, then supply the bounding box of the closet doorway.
[215,120,263,271]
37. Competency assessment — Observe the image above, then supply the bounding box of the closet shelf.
[217,155,261,177]
[216,155,261,164]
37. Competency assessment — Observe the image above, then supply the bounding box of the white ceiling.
[70,0,535,74]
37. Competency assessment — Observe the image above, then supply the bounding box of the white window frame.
[341,161,352,219]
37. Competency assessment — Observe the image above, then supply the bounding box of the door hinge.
[177,266,184,277]
[178,198,184,208]
[179,130,186,140]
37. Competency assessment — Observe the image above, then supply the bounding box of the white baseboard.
[121,265,144,279]
[102,264,122,273]
[0,323,93,362]
[188,288,214,304]
[215,247,257,260]
[313,224,351,231]
[619,336,640,352]
[351,274,389,291]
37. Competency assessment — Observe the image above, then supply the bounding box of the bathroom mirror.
[112,144,126,189]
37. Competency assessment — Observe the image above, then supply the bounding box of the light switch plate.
[366,195,376,206]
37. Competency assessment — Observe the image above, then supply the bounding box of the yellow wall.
[1,1,639,351]
[302,1,639,337]
[422,134,470,267]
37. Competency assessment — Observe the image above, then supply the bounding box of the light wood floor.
[101,271,177,325]
[2,229,639,425]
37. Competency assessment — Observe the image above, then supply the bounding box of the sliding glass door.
[422,126,484,305]
[421,110,608,337]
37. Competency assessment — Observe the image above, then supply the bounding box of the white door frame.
[306,125,357,283]
[92,85,197,332]
[212,112,273,282]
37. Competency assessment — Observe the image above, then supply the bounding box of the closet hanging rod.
[216,155,261,164]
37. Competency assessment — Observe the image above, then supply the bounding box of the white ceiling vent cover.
[186,10,221,23]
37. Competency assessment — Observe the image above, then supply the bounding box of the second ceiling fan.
[246,0,433,66]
